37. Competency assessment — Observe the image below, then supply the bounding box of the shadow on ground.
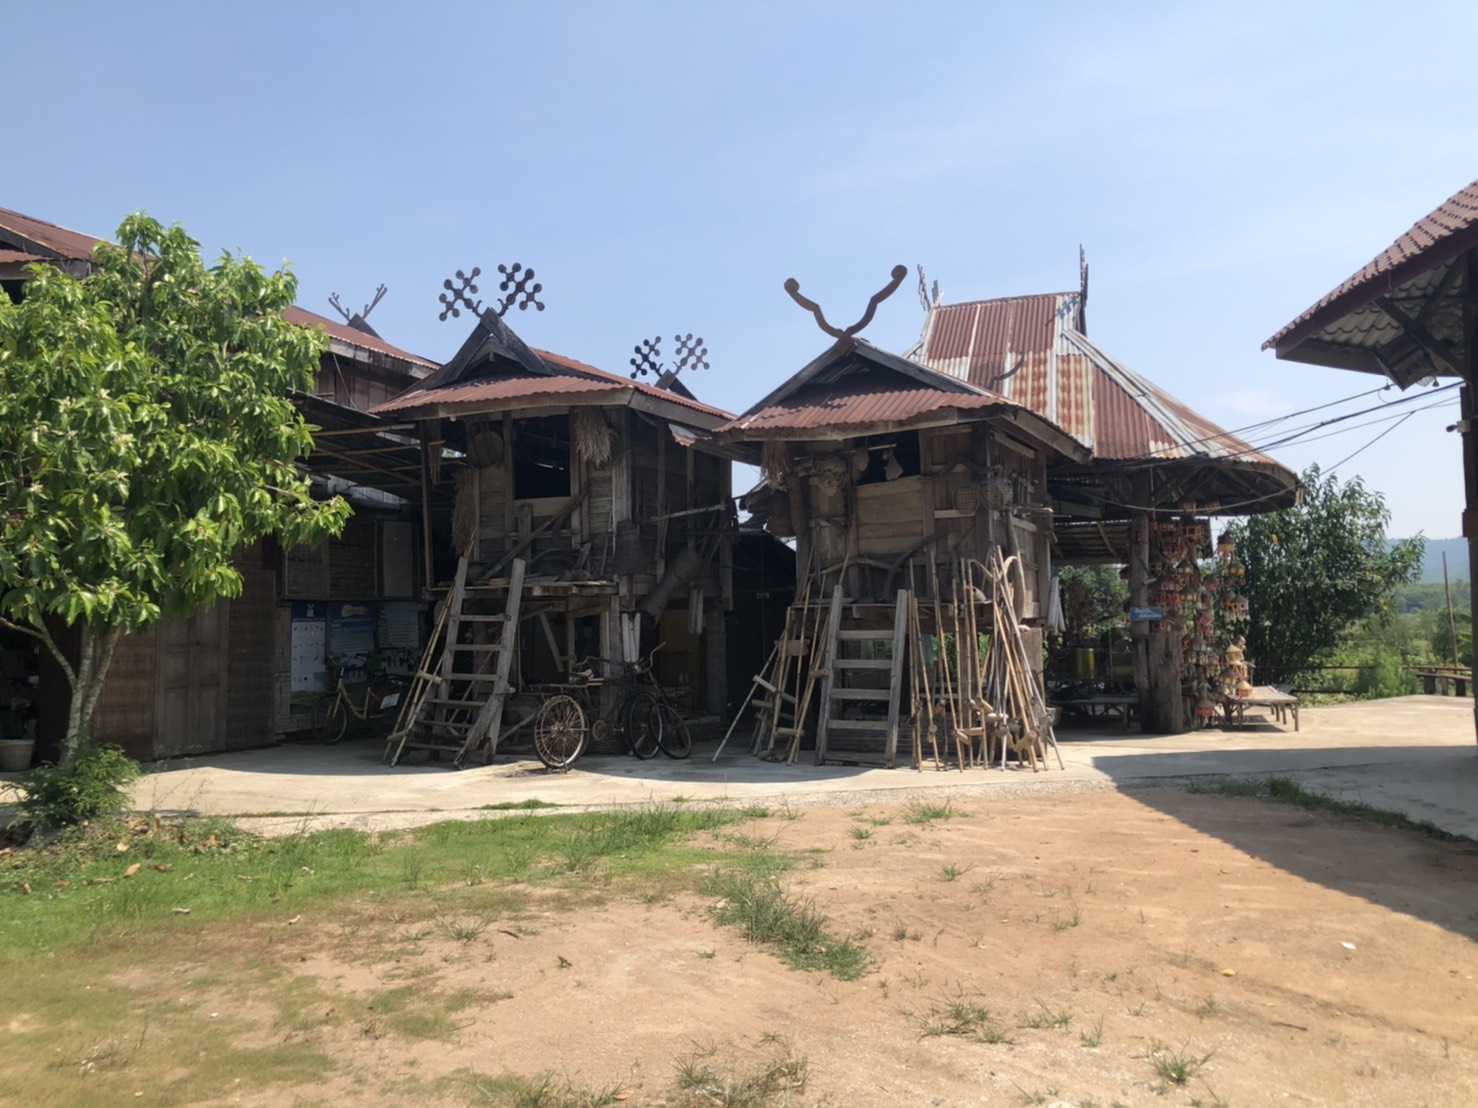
[1119,784,1478,943]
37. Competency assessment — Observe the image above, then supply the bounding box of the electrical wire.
[1080,393,1459,515]
[1120,381,1460,467]
[1322,412,1417,474]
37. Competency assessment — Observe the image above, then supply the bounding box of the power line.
[1323,412,1417,475]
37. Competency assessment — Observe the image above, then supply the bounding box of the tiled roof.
[1266,178,1478,355]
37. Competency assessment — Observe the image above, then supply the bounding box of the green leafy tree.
[1227,465,1422,683]
[0,214,350,765]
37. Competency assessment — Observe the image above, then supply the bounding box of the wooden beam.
[1376,295,1468,377]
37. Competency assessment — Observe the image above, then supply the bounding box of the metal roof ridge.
[1059,327,1248,459]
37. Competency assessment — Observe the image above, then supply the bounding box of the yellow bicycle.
[310,654,406,743]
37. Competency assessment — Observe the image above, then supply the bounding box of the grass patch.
[1187,776,1463,840]
[453,1068,626,1106]
[902,799,962,825]
[911,990,1012,1042]
[1145,1040,1214,1086]
[674,1037,809,1107]
[705,869,870,980]
[479,798,562,811]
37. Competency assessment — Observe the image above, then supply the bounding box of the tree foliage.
[1227,465,1422,683]
[0,214,350,763]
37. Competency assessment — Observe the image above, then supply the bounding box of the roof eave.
[1266,223,1478,355]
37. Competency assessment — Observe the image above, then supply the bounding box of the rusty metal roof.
[726,379,1014,436]
[1265,178,1478,382]
[378,306,733,426]
[374,360,733,425]
[375,372,622,415]
[0,207,107,263]
[0,205,435,373]
[911,292,1281,466]
[284,306,436,371]
[715,338,1087,459]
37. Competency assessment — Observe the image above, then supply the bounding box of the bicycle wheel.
[534,695,588,770]
[311,694,348,744]
[653,702,692,759]
[620,691,661,759]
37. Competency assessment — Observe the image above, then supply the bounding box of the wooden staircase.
[385,558,526,769]
[814,589,912,768]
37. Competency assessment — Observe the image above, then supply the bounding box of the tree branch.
[0,614,76,687]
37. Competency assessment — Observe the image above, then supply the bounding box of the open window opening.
[855,429,921,487]
[514,415,572,499]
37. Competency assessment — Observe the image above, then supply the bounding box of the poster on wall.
[328,602,377,678]
[289,601,327,701]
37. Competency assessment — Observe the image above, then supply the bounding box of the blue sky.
[8,1,1476,538]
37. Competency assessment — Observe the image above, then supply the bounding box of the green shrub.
[12,743,140,828]
[1353,646,1421,700]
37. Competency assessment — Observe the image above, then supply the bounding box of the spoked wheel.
[311,694,348,743]
[621,691,661,759]
[534,694,588,771]
[653,702,692,759]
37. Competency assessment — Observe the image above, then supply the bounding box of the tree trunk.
[60,624,121,767]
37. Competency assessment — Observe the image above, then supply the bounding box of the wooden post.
[1129,475,1187,734]
[1461,382,1478,745]
[418,420,437,590]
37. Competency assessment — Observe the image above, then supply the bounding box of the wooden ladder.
[815,589,911,767]
[386,559,527,769]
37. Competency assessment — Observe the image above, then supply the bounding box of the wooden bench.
[1223,686,1299,731]
[1052,693,1137,730]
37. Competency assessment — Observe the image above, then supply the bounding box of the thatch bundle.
[452,467,477,553]
[761,440,792,490]
[572,408,614,468]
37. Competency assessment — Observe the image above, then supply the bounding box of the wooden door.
[155,603,228,757]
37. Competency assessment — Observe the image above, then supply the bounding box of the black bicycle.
[531,643,689,769]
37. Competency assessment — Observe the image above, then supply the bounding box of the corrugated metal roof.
[727,380,1012,435]
[714,338,1086,459]
[913,292,1279,466]
[0,206,436,372]
[284,306,436,371]
[0,249,47,266]
[1266,178,1478,355]
[374,372,622,414]
[0,207,107,263]
[379,320,733,423]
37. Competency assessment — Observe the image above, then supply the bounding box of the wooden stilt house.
[909,286,1298,733]
[371,306,737,766]
[1,207,437,761]
[713,337,1087,768]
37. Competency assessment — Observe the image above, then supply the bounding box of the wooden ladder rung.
[830,688,892,701]
[833,659,891,670]
[837,629,891,641]
[826,719,890,731]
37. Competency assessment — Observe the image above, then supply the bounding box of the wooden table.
[1223,686,1300,731]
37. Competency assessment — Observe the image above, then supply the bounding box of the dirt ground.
[90,787,1478,1106]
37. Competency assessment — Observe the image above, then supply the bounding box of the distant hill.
[1406,537,1469,584]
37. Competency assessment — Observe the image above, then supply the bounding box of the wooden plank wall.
[855,476,926,557]
[224,569,277,750]
[91,626,158,760]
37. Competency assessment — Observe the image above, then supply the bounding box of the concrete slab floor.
[75,694,1475,839]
